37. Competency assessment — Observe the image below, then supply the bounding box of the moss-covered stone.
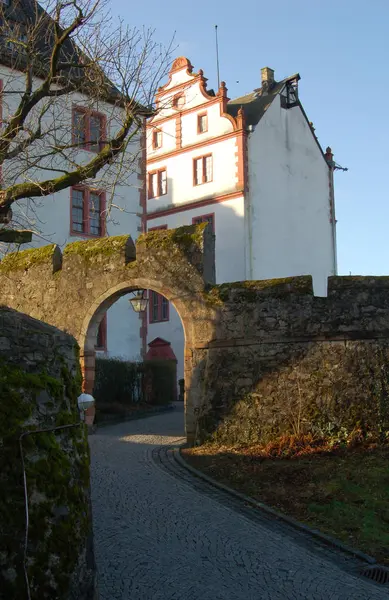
[63,234,130,261]
[0,244,57,273]
[0,331,92,599]
[137,223,207,252]
[204,275,313,305]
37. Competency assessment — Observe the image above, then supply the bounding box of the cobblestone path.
[89,405,387,600]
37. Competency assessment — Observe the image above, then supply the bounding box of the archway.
[80,279,189,433]
[0,225,216,444]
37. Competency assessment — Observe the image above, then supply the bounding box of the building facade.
[145,56,337,381]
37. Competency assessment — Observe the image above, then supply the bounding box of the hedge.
[93,357,177,413]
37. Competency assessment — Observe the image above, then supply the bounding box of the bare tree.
[0,0,174,243]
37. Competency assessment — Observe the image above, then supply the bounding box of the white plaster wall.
[155,78,210,120]
[0,64,142,360]
[147,117,176,156]
[147,136,238,212]
[248,97,335,296]
[148,196,245,283]
[181,102,233,146]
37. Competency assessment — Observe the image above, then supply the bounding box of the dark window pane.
[72,207,83,222]
[71,189,84,232]
[72,189,84,207]
[89,193,101,212]
[90,115,103,151]
[74,111,86,144]
[151,291,159,322]
[96,316,106,349]
[161,297,169,320]
[89,193,101,235]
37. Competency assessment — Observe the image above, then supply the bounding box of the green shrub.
[144,359,177,405]
[93,357,143,407]
[94,357,177,413]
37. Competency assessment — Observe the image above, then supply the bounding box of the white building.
[145,56,337,381]
[0,0,144,361]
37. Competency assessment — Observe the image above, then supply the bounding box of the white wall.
[147,136,238,212]
[248,96,335,296]
[148,195,245,283]
[0,64,142,359]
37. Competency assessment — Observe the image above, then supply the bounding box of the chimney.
[261,67,274,91]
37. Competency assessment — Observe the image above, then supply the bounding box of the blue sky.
[111,0,389,276]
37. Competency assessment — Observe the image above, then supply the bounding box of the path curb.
[174,446,377,566]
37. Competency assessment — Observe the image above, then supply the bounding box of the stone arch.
[79,278,194,433]
[0,225,216,443]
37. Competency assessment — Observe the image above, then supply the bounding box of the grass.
[181,440,389,564]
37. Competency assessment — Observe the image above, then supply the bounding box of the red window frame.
[72,106,106,152]
[70,186,106,237]
[193,154,213,186]
[149,291,169,323]
[148,168,167,199]
[197,112,208,134]
[148,224,168,231]
[192,213,215,233]
[152,129,163,149]
[95,314,107,351]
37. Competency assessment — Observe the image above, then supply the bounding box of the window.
[71,187,105,236]
[95,315,107,351]
[192,213,215,232]
[148,169,167,198]
[149,291,169,323]
[4,23,27,52]
[193,155,212,185]
[197,113,208,134]
[148,224,168,231]
[173,94,185,110]
[72,107,105,152]
[152,129,162,149]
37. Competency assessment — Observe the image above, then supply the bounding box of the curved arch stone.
[0,225,216,442]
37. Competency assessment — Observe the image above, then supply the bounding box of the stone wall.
[0,308,95,599]
[196,276,389,444]
[0,225,389,446]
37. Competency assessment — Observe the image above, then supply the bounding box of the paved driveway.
[89,404,387,600]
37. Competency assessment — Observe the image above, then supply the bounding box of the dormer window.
[173,94,185,110]
[280,79,299,109]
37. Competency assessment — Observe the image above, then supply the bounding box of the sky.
[109,0,389,276]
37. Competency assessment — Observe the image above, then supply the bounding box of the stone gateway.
[1,224,389,445]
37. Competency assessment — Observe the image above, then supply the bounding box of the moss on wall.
[63,235,130,261]
[137,223,207,252]
[204,275,313,305]
[0,244,57,273]
[0,346,91,599]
